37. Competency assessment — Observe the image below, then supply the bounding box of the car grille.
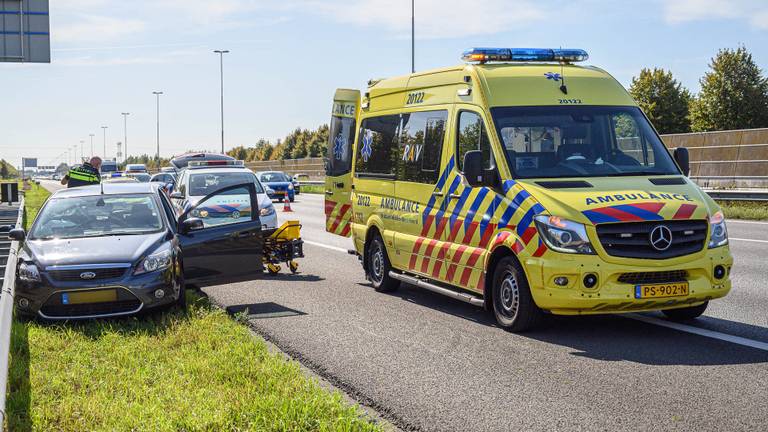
[40,299,142,318]
[596,220,708,259]
[48,267,128,282]
[617,270,689,285]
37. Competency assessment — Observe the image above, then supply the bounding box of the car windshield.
[189,172,263,196]
[490,106,680,179]
[130,173,151,182]
[260,172,289,182]
[29,194,163,240]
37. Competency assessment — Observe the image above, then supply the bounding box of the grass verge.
[20,181,51,230]
[299,184,324,194]
[7,181,381,431]
[716,200,768,221]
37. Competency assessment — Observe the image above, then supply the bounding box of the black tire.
[277,198,284,203]
[662,301,708,321]
[289,196,295,203]
[367,234,399,292]
[491,256,543,332]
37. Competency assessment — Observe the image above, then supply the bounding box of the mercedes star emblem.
[649,225,673,251]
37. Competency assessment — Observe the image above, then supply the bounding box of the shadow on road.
[225,302,307,319]
[384,282,768,366]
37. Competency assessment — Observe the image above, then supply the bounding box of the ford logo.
[80,271,97,280]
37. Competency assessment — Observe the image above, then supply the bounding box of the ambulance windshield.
[490,106,680,179]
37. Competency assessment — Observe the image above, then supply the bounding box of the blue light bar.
[462,47,589,63]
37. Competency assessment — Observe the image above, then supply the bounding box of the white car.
[170,162,277,231]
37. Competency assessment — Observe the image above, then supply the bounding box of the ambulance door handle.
[449,193,462,200]
[432,192,444,198]
[325,190,334,195]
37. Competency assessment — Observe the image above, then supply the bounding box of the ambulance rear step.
[388,271,485,307]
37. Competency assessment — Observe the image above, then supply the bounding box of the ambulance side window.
[398,110,448,184]
[327,116,356,176]
[356,115,400,177]
[457,111,493,172]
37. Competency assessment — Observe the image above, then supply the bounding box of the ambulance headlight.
[708,211,728,249]
[534,215,595,254]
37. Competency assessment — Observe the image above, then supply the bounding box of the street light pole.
[153,92,163,160]
[101,126,108,158]
[213,50,229,154]
[79,140,85,161]
[411,0,415,73]
[72,145,78,164]
[89,134,95,158]
[121,112,130,161]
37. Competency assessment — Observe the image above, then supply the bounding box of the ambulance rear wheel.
[368,234,399,292]
[662,302,708,321]
[491,256,542,332]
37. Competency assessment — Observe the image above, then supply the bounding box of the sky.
[1,0,767,168]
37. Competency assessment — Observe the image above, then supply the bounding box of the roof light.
[461,48,588,64]
[187,160,245,167]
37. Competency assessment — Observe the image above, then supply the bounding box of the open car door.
[178,182,264,287]
[324,88,359,237]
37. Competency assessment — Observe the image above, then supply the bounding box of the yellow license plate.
[62,289,118,305]
[635,282,689,299]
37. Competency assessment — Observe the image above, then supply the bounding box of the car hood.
[515,176,715,225]
[263,181,291,188]
[23,231,166,268]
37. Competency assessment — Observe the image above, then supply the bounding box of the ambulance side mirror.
[463,151,485,187]
[674,147,690,177]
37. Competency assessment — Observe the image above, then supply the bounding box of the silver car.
[170,165,277,231]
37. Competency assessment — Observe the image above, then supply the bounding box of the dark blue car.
[257,171,295,202]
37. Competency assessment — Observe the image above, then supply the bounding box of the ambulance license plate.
[62,289,118,305]
[634,282,689,299]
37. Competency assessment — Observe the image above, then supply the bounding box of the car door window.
[398,110,448,184]
[356,115,400,177]
[457,111,493,171]
[157,191,178,228]
[189,185,254,229]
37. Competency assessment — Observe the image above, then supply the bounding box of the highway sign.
[0,0,50,63]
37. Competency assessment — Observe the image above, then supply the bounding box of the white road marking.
[730,237,768,244]
[304,239,350,254]
[728,219,768,226]
[304,232,768,352]
[627,314,768,352]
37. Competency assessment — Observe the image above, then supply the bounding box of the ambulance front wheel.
[368,234,399,292]
[491,256,543,332]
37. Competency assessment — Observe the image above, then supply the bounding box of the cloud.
[661,0,768,29]
[306,0,546,38]
[56,15,147,43]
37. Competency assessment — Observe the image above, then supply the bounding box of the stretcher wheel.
[288,261,299,274]
[267,263,281,274]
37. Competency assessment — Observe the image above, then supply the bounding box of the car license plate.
[634,282,689,299]
[61,289,118,305]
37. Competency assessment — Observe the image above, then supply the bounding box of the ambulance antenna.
[559,47,568,95]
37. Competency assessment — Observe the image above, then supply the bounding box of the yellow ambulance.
[324,48,732,332]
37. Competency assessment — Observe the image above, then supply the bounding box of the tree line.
[629,46,768,134]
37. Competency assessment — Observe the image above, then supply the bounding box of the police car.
[170,160,277,231]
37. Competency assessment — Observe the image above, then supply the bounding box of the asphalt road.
[40,181,768,431]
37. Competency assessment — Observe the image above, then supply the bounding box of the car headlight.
[708,211,728,248]
[534,215,595,254]
[288,183,294,190]
[134,244,173,275]
[260,205,275,217]
[18,262,41,282]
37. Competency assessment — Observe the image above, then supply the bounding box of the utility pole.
[121,112,130,161]
[214,50,229,154]
[101,126,108,158]
[153,92,163,159]
[411,0,415,73]
[89,134,95,157]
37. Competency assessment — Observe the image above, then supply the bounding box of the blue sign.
[544,72,562,82]
[333,133,346,160]
[361,130,374,162]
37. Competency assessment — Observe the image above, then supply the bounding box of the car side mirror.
[463,150,485,187]
[674,147,690,177]
[8,228,25,241]
[170,191,183,199]
[179,217,204,234]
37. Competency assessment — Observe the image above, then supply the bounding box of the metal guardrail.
[704,190,768,201]
[0,197,24,428]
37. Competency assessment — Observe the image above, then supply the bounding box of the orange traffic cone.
[283,192,293,212]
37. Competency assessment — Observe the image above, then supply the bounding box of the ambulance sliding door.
[325,89,359,237]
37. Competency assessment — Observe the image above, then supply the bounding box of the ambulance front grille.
[596,220,708,259]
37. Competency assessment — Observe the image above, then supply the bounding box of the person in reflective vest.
[62,156,103,188]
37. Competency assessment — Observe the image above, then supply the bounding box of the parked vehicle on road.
[100,160,119,175]
[10,182,265,320]
[325,47,733,332]
[151,172,177,193]
[170,152,235,171]
[171,160,277,232]
[292,173,310,195]
[125,163,148,173]
[258,171,295,202]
